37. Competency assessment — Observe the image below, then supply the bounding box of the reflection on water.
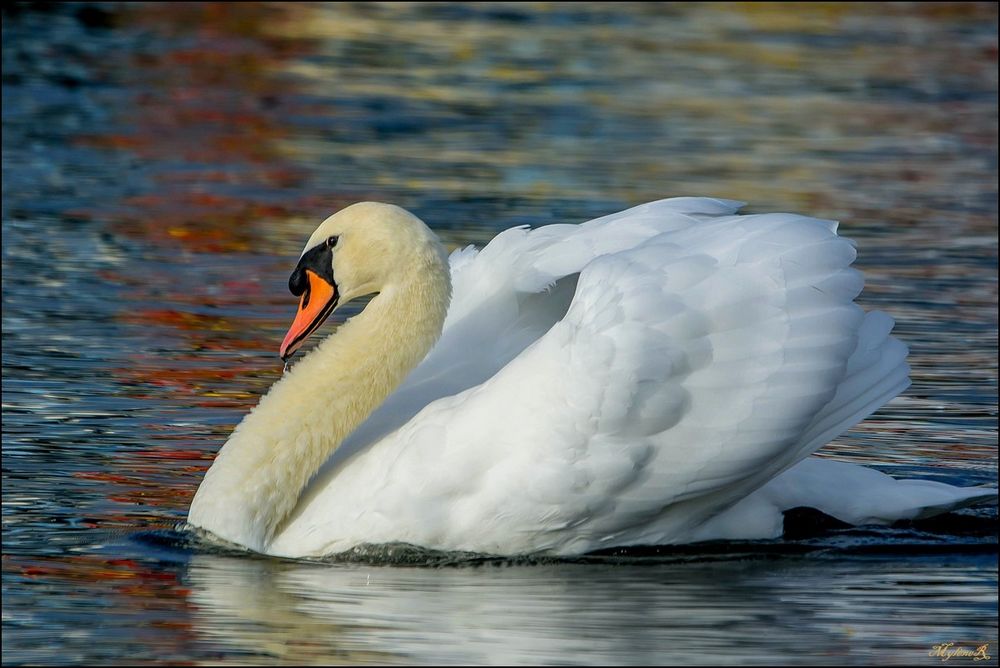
[184,552,998,666]
[2,2,997,665]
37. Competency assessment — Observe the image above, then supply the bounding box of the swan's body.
[188,198,994,557]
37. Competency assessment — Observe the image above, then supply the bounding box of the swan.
[187,198,995,557]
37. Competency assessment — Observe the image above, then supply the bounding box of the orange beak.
[279,269,338,361]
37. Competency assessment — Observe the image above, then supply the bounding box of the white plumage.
[188,198,995,558]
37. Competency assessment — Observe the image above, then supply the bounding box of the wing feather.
[396,205,891,551]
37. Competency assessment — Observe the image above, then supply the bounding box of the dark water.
[2,2,997,665]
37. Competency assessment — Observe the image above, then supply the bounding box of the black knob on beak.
[289,267,307,296]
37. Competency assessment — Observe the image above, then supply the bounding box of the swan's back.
[272,198,968,557]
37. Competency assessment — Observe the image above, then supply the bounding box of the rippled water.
[2,3,997,665]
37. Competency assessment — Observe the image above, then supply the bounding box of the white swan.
[187,198,995,557]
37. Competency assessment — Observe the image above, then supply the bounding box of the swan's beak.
[280,270,338,361]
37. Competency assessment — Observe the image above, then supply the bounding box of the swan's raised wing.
[360,207,908,554]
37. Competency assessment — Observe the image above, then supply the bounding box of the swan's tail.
[690,457,996,542]
[763,457,997,525]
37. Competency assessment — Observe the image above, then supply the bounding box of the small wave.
[134,510,997,567]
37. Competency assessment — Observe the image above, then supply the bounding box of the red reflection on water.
[70,2,335,253]
[5,553,197,651]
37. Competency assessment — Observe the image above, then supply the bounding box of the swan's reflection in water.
[185,552,996,665]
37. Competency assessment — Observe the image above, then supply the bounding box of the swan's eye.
[326,236,339,248]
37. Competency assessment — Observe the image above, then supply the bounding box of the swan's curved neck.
[188,262,450,552]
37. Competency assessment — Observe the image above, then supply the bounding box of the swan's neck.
[188,265,450,552]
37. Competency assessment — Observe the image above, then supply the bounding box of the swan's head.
[279,202,446,361]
